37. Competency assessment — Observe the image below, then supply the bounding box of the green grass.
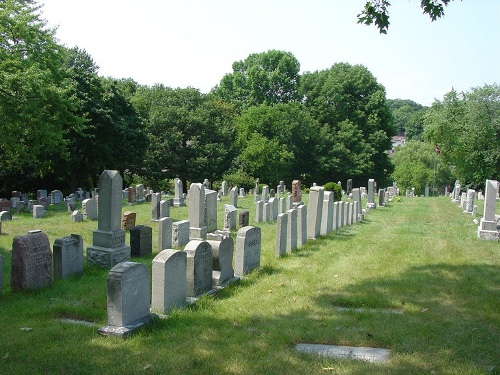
[0,194,499,374]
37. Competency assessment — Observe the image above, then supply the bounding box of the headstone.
[172,220,190,247]
[255,200,263,223]
[239,188,245,197]
[229,186,238,207]
[338,201,345,228]
[343,202,350,226]
[378,188,386,207]
[279,197,286,214]
[221,180,228,196]
[203,179,211,190]
[275,213,288,258]
[238,210,249,228]
[121,211,136,231]
[346,179,353,195]
[87,170,131,268]
[224,204,237,231]
[263,202,270,222]
[0,198,10,212]
[477,179,499,240]
[130,225,152,257]
[188,183,207,240]
[352,188,363,221]
[287,208,297,253]
[128,187,136,204]
[206,236,234,286]
[204,189,218,233]
[136,184,145,203]
[16,201,25,213]
[184,240,213,298]
[333,202,340,230]
[173,178,186,207]
[320,191,334,235]
[366,179,376,210]
[159,200,170,219]
[292,180,302,204]
[151,193,161,221]
[33,204,45,219]
[424,185,429,197]
[269,197,278,220]
[82,198,98,220]
[70,210,83,222]
[98,262,155,338]
[465,189,475,214]
[269,189,276,198]
[11,231,52,291]
[53,234,83,279]
[158,217,173,251]
[234,226,261,276]
[297,204,307,248]
[152,250,187,314]
[307,186,324,239]
[262,186,269,203]
[460,192,467,210]
[0,210,12,221]
[11,197,20,208]
[37,189,48,199]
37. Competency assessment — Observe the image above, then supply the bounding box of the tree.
[358,0,455,34]
[0,0,76,193]
[133,85,237,191]
[234,102,324,186]
[424,84,500,188]
[299,63,396,186]
[391,140,450,195]
[212,50,300,109]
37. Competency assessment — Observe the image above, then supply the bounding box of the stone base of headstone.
[477,219,499,241]
[98,313,157,339]
[173,198,185,207]
[365,203,376,210]
[357,214,365,221]
[292,201,304,208]
[213,275,239,290]
[87,231,131,268]
[189,226,207,240]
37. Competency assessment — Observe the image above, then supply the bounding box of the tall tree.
[0,0,76,193]
[300,63,396,186]
[212,50,300,109]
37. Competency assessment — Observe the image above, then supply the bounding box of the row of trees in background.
[0,1,397,195]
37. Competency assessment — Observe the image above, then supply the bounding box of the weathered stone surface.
[478,179,499,240]
[33,205,45,219]
[307,186,324,239]
[172,220,190,247]
[188,183,207,239]
[130,225,152,257]
[275,213,288,258]
[184,240,213,297]
[235,226,261,276]
[152,250,187,314]
[295,343,391,363]
[292,180,302,203]
[206,236,234,286]
[158,217,173,251]
[173,178,186,207]
[151,193,161,221]
[0,210,12,221]
[287,208,297,253]
[82,198,98,220]
[297,204,307,248]
[320,191,334,235]
[255,200,263,223]
[11,231,52,291]
[238,210,249,228]
[53,234,83,279]
[224,204,237,230]
[366,179,376,210]
[121,211,136,231]
[205,189,218,233]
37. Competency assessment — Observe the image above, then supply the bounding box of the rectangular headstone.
[478,179,499,240]
[307,186,324,239]
[275,213,288,258]
[98,262,155,338]
[151,193,161,221]
[11,231,52,291]
[82,198,98,220]
[206,237,234,286]
[188,183,207,240]
[185,240,213,297]
[172,220,190,247]
[287,208,298,253]
[234,226,261,276]
[224,204,237,231]
[158,217,173,251]
[366,179,376,209]
[53,234,83,279]
[292,180,302,204]
[255,200,263,223]
[130,225,152,257]
[152,250,187,314]
[295,344,391,363]
[297,204,307,248]
[205,190,218,233]
[320,191,334,235]
[229,186,238,207]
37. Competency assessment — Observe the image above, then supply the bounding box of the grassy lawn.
[0,194,499,374]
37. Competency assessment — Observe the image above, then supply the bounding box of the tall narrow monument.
[87,170,131,268]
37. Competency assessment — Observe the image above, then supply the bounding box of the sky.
[40,0,500,106]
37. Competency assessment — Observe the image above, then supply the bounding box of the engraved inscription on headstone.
[53,234,83,279]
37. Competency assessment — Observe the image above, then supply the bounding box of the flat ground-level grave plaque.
[295,343,391,363]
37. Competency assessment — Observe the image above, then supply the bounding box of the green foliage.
[387,98,427,139]
[424,84,500,188]
[212,50,300,108]
[358,0,453,34]
[222,169,255,191]
[323,182,342,201]
[391,140,451,195]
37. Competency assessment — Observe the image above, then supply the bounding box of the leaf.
[19,327,32,332]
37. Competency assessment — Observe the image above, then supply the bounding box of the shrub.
[223,170,256,191]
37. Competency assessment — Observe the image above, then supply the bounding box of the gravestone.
[130,225,152,257]
[136,184,145,203]
[203,179,211,189]
[128,187,136,204]
[11,231,52,291]
[152,249,187,314]
[295,344,391,363]
[320,191,334,235]
[338,201,345,228]
[351,188,363,221]
[188,183,207,240]
[33,205,45,219]
[477,179,499,240]
[0,210,12,221]
[70,210,83,222]
[121,211,136,231]
[229,186,238,207]
[346,179,353,195]
[297,204,307,248]
[238,210,249,228]
[275,213,288,257]
[378,188,386,207]
[263,202,271,222]
[204,189,218,233]
[234,226,261,276]
[279,197,286,214]
[37,189,48,199]
[37,197,48,209]
[159,200,170,219]
[0,199,10,212]
[98,262,155,338]
[269,197,278,220]
[206,236,234,286]
[221,180,228,196]
[465,189,475,214]
[151,193,161,221]
[307,186,324,239]
[87,170,131,268]
[262,186,269,203]
[424,185,430,197]
[16,201,25,213]
[270,189,276,198]
[53,234,83,279]
[184,240,213,298]
[366,179,376,210]
[255,200,263,223]
[333,202,340,230]
[287,208,298,253]
[452,180,461,203]
[158,217,173,251]
[82,198,98,220]
[344,202,351,226]
[11,197,20,209]
[172,220,190,247]
[173,178,186,207]
[239,188,245,197]
[224,204,237,230]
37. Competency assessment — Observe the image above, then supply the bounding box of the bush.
[323,182,342,201]
[223,170,256,191]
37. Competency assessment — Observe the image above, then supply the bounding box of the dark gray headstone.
[0,210,12,221]
[11,231,52,291]
[130,225,152,257]
[238,210,249,228]
[53,234,84,279]
[98,262,155,338]
[184,240,213,297]
[152,250,187,314]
